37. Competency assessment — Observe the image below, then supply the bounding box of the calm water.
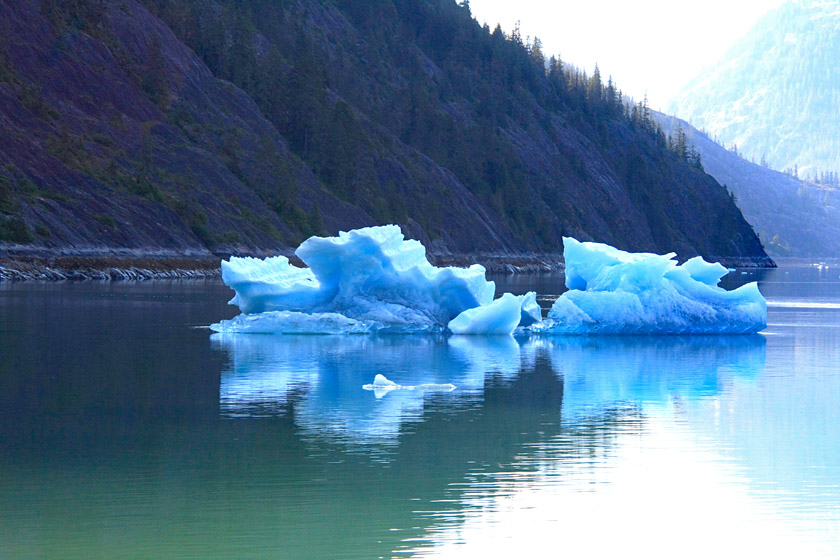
[0,267,838,559]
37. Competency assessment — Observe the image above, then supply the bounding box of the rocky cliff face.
[0,0,771,266]
[0,0,372,259]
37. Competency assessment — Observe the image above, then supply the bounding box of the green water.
[0,268,838,558]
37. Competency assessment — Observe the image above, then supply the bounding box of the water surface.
[0,268,838,558]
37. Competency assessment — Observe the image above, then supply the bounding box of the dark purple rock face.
[0,0,771,267]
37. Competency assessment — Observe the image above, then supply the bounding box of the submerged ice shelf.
[211,226,767,336]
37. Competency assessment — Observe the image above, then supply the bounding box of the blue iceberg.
[212,225,534,335]
[448,292,537,335]
[537,238,767,334]
[211,226,765,336]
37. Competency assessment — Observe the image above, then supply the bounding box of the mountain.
[0,0,771,266]
[669,0,840,177]
[656,112,840,258]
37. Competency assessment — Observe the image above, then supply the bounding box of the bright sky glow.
[468,0,787,109]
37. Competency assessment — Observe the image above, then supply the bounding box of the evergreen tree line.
[139,0,719,247]
[809,170,839,188]
[508,16,702,169]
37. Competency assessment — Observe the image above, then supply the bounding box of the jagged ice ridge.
[212,225,536,335]
[210,226,766,336]
[536,238,767,334]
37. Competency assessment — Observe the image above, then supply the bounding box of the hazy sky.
[468,0,787,108]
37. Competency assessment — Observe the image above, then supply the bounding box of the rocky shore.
[0,256,222,281]
[0,253,562,281]
[0,249,778,282]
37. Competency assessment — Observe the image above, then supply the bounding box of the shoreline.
[0,250,779,282]
[0,253,562,281]
[0,256,222,281]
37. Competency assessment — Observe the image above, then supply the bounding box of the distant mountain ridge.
[0,0,770,266]
[669,0,840,176]
[656,111,840,258]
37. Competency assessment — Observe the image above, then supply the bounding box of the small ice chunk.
[518,291,542,327]
[363,374,455,398]
[378,382,457,392]
[542,238,767,334]
[448,292,524,335]
[414,383,456,392]
[364,374,399,398]
[373,374,398,387]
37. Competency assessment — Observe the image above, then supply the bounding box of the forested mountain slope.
[0,0,770,265]
[657,112,840,258]
[669,0,840,177]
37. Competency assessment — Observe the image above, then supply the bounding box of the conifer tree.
[606,76,617,111]
[530,36,545,69]
[587,64,602,103]
[510,20,522,45]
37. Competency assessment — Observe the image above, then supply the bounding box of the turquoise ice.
[538,238,767,334]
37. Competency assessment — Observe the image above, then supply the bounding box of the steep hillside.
[657,112,840,258]
[669,0,840,176]
[0,0,770,266]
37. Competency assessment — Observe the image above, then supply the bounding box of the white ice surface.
[372,374,397,387]
[539,238,767,335]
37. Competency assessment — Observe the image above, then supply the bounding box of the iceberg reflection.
[544,335,767,418]
[212,333,766,448]
[211,334,529,445]
[208,333,801,558]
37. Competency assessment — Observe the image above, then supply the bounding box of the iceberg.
[362,374,456,398]
[539,238,767,335]
[213,225,533,335]
[445,290,542,335]
[363,374,401,398]
[518,292,543,327]
[368,373,399,389]
[449,292,526,335]
[211,226,765,336]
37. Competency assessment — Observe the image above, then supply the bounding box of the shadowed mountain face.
[0,0,770,265]
[656,112,840,258]
[669,1,840,177]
